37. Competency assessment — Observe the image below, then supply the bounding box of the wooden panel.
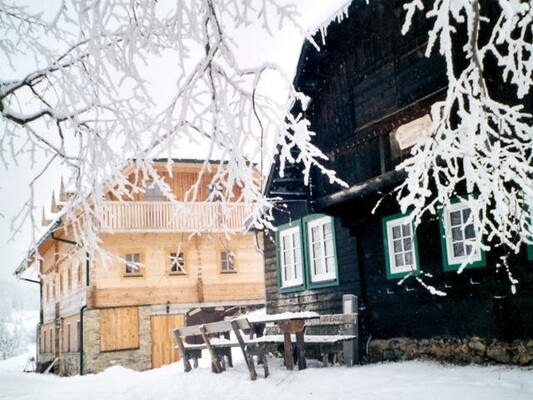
[151,314,184,369]
[100,307,139,352]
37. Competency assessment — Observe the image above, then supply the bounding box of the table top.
[246,311,320,324]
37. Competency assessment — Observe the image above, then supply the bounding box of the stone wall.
[369,337,533,366]
[60,353,80,376]
[82,306,152,374]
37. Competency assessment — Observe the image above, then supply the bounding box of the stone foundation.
[82,306,152,374]
[369,338,533,366]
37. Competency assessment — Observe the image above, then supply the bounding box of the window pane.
[453,242,464,257]
[405,251,413,266]
[464,224,475,239]
[462,208,471,221]
[324,221,332,238]
[395,254,404,267]
[465,243,474,255]
[450,210,462,226]
[401,223,411,237]
[311,226,321,241]
[393,239,403,252]
[325,237,334,256]
[403,238,412,251]
[392,226,401,239]
[313,242,323,259]
[451,227,463,241]
[326,257,335,273]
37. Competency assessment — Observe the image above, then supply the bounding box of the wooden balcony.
[101,201,250,233]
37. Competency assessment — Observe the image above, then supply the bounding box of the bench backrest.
[304,313,357,327]
[173,317,251,338]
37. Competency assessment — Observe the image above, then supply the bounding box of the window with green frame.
[439,200,486,271]
[382,213,420,279]
[276,215,339,293]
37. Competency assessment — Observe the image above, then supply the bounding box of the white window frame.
[443,202,482,266]
[307,216,337,283]
[279,225,304,288]
[385,215,418,276]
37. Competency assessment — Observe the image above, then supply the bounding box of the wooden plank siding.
[264,217,360,315]
[91,232,264,308]
[151,314,184,369]
[100,307,139,352]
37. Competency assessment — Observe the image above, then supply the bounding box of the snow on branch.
[1,0,342,262]
[398,0,532,262]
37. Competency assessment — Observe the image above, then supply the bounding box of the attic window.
[145,182,163,201]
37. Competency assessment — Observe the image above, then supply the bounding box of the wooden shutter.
[100,307,139,351]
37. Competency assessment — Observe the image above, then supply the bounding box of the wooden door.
[151,314,184,369]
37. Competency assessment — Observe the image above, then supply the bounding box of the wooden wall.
[91,232,265,308]
[264,215,361,315]
[332,194,533,342]
[265,0,533,349]
[113,162,243,202]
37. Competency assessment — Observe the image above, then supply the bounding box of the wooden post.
[173,331,192,372]
[295,331,306,370]
[231,320,257,381]
[200,325,223,374]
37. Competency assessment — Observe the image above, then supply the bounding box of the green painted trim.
[382,212,420,280]
[302,215,339,290]
[438,200,486,272]
[275,221,306,294]
[527,244,533,261]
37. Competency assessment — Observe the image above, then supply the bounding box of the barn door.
[151,314,184,369]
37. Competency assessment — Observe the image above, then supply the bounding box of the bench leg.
[261,355,269,378]
[295,331,306,370]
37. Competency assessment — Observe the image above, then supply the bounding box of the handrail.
[101,201,249,232]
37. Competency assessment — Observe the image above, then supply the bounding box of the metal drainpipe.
[79,305,87,375]
[50,230,90,376]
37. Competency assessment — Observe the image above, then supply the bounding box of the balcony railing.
[101,201,250,233]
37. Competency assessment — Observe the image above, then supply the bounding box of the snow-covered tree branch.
[1,0,343,259]
[398,0,532,269]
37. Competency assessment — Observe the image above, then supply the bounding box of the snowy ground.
[0,346,532,400]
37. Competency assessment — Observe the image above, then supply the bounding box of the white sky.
[0,1,350,283]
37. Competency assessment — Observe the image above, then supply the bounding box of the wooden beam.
[316,170,405,209]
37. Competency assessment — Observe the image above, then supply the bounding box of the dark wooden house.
[264,0,533,364]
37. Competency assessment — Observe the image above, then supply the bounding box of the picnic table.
[247,311,320,370]
[172,311,357,380]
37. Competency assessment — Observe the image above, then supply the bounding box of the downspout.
[80,251,90,375]
[79,305,87,375]
[51,230,90,376]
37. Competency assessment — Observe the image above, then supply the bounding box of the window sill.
[220,270,237,274]
[169,271,187,276]
[123,273,144,278]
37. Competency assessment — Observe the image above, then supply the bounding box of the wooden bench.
[247,313,357,369]
[172,313,357,380]
[172,318,262,380]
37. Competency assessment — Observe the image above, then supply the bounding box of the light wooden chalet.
[15,160,265,375]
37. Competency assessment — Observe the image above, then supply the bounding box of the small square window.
[221,251,236,272]
[383,214,419,279]
[125,253,142,275]
[169,252,186,274]
[441,201,485,271]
